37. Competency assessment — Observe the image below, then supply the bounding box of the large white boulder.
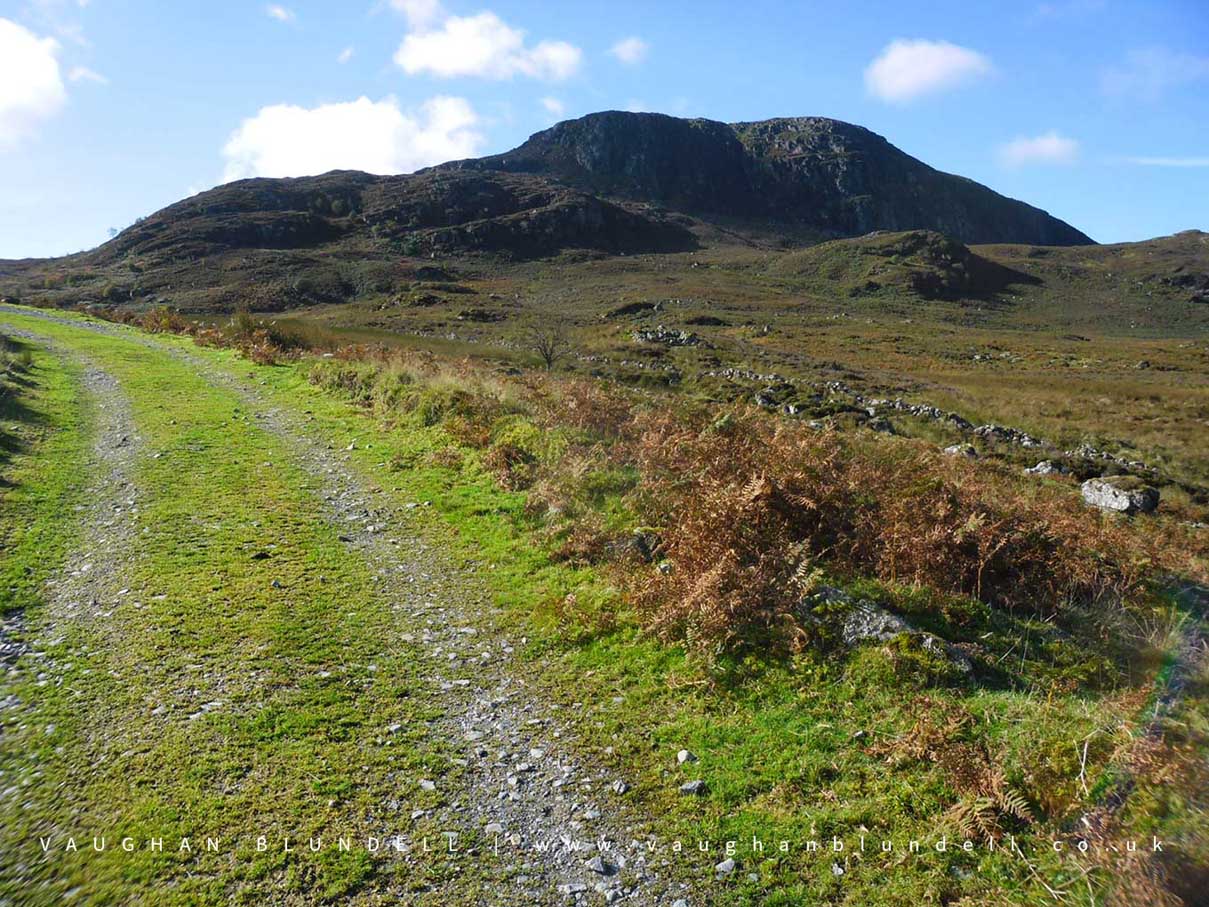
[1080,477,1159,514]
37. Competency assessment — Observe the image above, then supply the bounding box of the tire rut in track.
[0,329,144,884]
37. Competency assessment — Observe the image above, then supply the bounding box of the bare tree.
[526,320,572,370]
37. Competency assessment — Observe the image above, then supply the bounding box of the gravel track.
[0,326,142,657]
[0,308,694,906]
[0,328,143,886]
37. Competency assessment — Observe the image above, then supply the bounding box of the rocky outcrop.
[631,326,703,347]
[867,397,973,431]
[443,111,1092,246]
[770,229,1038,300]
[1081,477,1160,514]
[89,169,696,265]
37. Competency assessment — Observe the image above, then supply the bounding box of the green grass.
[0,308,1203,905]
[0,316,471,904]
[230,329,1196,903]
[0,339,90,617]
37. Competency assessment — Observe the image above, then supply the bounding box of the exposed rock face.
[1081,477,1160,514]
[443,111,1092,246]
[1162,251,1209,304]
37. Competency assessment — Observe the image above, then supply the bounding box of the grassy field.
[2,306,1204,905]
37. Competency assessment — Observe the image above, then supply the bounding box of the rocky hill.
[6,111,1201,320]
[439,111,1093,246]
[767,229,1039,299]
[88,168,695,265]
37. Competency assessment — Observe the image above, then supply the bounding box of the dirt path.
[0,309,693,906]
[0,329,144,887]
[5,331,144,632]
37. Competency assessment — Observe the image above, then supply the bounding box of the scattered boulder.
[1081,477,1159,514]
[679,780,708,796]
[944,443,977,458]
[803,587,973,675]
[632,325,703,347]
[414,265,455,282]
[753,382,797,409]
[866,397,973,431]
[585,855,615,875]
[606,529,661,563]
[676,749,698,764]
[973,423,1044,448]
[406,292,443,307]
[1025,460,1067,476]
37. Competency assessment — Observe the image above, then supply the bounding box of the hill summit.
[438,111,1092,246]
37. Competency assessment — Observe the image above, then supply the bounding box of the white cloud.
[540,96,565,117]
[221,95,483,181]
[864,39,992,103]
[1123,156,1209,168]
[68,64,107,84]
[997,131,1079,167]
[609,36,648,65]
[1101,47,1209,100]
[0,18,67,151]
[394,11,582,81]
[266,4,295,23]
[337,46,354,64]
[390,0,444,29]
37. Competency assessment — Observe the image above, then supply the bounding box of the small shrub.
[140,306,187,334]
[482,441,537,490]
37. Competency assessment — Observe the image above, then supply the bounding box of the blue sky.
[0,0,1206,258]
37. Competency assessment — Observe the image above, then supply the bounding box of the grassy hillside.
[2,306,1205,905]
